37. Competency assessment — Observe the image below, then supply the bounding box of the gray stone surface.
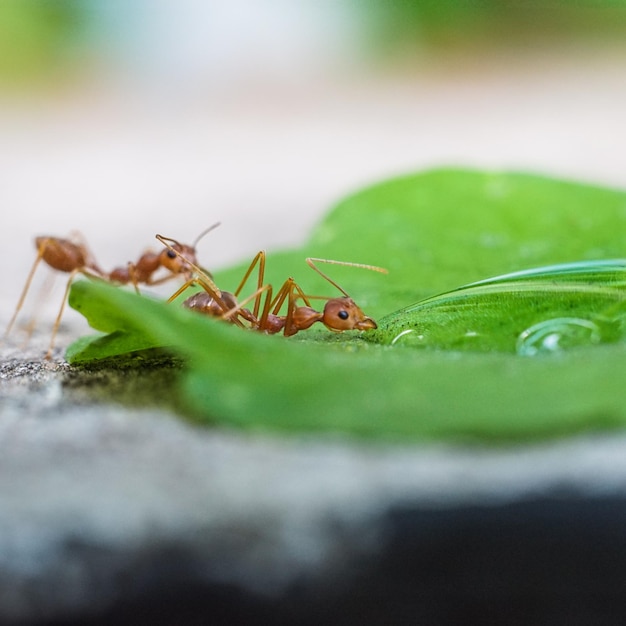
[3,333,626,624]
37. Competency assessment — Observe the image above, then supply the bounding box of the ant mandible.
[157,235,386,336]
[4,224,219,359]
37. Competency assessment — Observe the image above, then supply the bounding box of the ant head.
[158,240,198,276]
[322,297,377,332]
[160,222,219,274]
[156,233,222,297]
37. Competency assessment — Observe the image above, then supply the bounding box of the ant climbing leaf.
[66,168,626,442]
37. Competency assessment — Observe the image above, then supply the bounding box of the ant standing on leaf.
[156,234,386,337]
[4,224,220,359]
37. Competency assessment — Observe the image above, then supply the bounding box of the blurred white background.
[1,0,626,331]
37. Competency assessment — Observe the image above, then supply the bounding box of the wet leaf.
[371,260,626,352]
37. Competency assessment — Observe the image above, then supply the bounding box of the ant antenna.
[193,222,221,249]
[305,258,388,296]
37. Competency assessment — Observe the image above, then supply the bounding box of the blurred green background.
[0,0,86,85]
[3,0,626,87]
[365,0,626,54]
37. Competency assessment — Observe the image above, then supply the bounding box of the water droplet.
[516,317,601,356]
[391,329,417,345]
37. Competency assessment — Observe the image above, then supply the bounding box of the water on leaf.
[371,260,626,354]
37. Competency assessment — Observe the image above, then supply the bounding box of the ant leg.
[282,280,299,336]
[261,278,302,335]
[279,279,320,337]
[271,278,325,337]
[167,278,200,303]
[221,284,271,323]
[267,278,294,316]
[4,245,47,340]
[44,267,105,359]
[167,276,224,306]
[45,268,81,359]
[289,281,313,307]
[232,251,267,319]
[22,269,57,341]
[253,279,300,334]
[128,262,141,295]
[269,278,311,312]
[144,274,177,287]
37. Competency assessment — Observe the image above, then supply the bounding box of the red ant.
[157,235,386,337]
[4,225,219,359]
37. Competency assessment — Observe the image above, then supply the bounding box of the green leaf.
[371,260,626,352]
[66,168,626,442]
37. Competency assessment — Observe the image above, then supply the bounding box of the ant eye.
[338,310,349,320]
[166,250,177,259]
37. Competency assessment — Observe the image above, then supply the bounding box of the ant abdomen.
[35,237,93,274]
